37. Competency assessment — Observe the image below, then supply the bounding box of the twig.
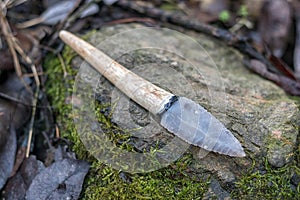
[25,86,39,158]
[116,0,280,74]
[0,6,32,93]
[0,3,41,89]
[105,17,157,26]
[0,92,34,106]
[55,124,60,138]
[23,71,44,77]
[245,59,300,96]
[5,0,27,8]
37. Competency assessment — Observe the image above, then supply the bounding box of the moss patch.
[232,159,299,199]
[83,155,209,200]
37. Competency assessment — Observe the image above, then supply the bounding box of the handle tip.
[59,30,70,41]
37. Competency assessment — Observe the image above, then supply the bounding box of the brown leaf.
[269,54,296,80]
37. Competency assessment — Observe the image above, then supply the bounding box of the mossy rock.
[45,24,300,199]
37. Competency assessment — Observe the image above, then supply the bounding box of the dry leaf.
[18,0,99,28]
[26,158,90,200]
[0,73,32,190]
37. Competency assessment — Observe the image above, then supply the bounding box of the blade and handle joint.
[158,95,178,115]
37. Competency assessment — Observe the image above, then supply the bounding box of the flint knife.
[59,30,245,157]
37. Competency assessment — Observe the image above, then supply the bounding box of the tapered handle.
[59,30,174,114]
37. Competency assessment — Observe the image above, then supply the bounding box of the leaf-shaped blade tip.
[212,129,246,157]
[160,97,246,157]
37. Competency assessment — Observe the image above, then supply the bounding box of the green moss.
[231,159,299,199]
[82,155,209,200]
[44,46,210,199]
[44,47,91,160]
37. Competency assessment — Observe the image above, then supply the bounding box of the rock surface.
[70,24,299,197]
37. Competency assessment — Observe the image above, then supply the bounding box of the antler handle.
[59,30,174,114]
